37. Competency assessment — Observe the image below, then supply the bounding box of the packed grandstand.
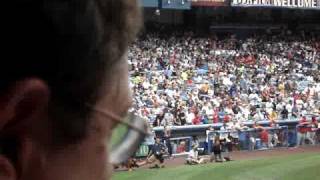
[118,0,320,171]
[129,31,320,127]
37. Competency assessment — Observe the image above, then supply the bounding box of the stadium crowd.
[128,31,320,128]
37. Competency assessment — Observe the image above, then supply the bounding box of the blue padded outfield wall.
[140,0,159,7]
[162,0,191,9]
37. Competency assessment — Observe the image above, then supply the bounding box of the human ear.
[0,78,49,179]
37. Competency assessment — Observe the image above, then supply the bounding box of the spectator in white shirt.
[186,110,195,125]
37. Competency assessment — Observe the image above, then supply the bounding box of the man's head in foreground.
[1,0,141,180]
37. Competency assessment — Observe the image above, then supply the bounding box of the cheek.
[94,144,111,180]
[88,123,113,178]
[42,144,111,180]
[77,119,113,180]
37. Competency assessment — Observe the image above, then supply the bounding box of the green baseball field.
[113,152,320,180]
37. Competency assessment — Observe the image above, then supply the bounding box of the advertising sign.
[231,0,320,9]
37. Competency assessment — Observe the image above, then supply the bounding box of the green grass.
[110,124,128,148]
[113,153,320,180]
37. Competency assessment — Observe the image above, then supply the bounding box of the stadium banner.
[231,0,320,9]
[162,0,192,9]
[139,0,159,8]
[192,0,228,6]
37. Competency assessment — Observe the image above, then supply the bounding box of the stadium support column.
[183,8,196,29]
[159,0,162,9]
[156,0,162,23]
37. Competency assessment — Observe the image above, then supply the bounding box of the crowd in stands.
[128,30,320,128]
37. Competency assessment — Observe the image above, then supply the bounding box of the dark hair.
[2,0,141,145]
